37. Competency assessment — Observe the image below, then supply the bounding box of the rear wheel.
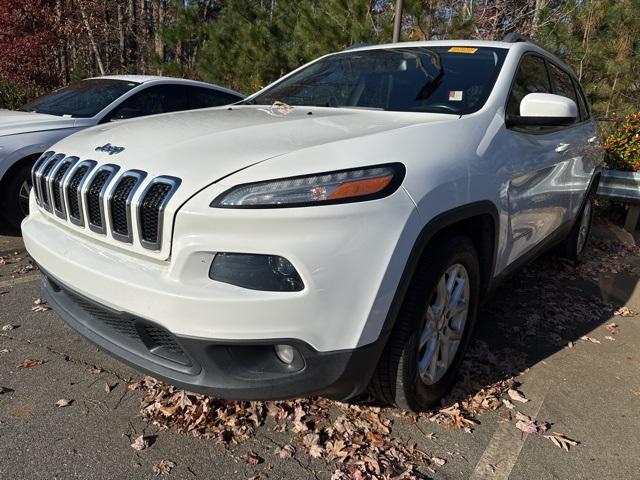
[562,193,593,262]
[0,162,34,229]
[371,234,480,412]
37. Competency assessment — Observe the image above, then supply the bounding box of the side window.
[187,87,242,109]
[548,64,579,123]
[506,55,550,117]
[107,85,189,121]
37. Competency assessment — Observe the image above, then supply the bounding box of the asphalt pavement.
[1,220,639,480]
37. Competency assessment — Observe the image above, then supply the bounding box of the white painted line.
[0,274,41,289]
[469,366,551,480]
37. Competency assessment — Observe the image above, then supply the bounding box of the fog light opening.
[274,344,296,365]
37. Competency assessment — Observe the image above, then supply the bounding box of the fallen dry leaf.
[31,298,50,312]
[56,399,72,408]
[274,444,295,459]
[104,382,114,393]
[152,459,176,476]
[17,358,46,368]
[130,435,151,451]
[614,306,635,317]
[431,457,446,467]
[566,341,574,349]
[606,323,618,335]
[240,452,263,465]
[2,324,16,331]
[502,398,516,410]
[580,336,601,344]
[508,389,529,404]
[605,336,616,341]
[515,412,548,434]
[544,432,579,451]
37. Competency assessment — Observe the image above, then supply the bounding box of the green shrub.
[0,82,41,110]
[604,114,640,171]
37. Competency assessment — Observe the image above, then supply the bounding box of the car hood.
[0,109,77,136]
[53,105,456,192]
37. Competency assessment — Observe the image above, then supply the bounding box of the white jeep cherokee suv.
[22,37,602,411]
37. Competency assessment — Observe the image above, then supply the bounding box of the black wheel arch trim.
[379,200,499,336]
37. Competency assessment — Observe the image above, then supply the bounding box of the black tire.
[0,162,34,230]
[370,234,481,412]
[561,192,593,262]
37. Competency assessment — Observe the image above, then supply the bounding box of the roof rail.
[343,43,371,51]
[502,32,541,47]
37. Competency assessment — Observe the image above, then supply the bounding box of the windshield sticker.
[448,47,478,54]
[449,91,464,102]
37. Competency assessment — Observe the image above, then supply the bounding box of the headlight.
[211,163,405,208]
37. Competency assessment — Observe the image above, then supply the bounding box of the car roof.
[84,75,244,97]
[339,39,574,79]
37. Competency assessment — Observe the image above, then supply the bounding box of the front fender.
[0,128,81,180]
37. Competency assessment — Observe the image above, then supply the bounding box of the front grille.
[48,276,191,367]
[32,152,180,252]
[138,177,180,250]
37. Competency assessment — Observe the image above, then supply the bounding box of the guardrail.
[597,170,640,231]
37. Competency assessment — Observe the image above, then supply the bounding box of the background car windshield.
[251,47,507,115]
[19,79,138,118]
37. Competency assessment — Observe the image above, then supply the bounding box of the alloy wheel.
[417,263,470,385]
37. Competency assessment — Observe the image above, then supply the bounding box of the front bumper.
[42,271,387,400]
[23,184,421,399]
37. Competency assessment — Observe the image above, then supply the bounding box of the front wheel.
[370,234,480,412]
[0,162,34,230]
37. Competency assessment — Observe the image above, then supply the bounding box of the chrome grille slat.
[50,157,79,219]
[108,170,147,243]
[31,152,54,205]
[64,160,97,226]
[84,164,120,234]
[36,153,65,211]
[137,176,181,251]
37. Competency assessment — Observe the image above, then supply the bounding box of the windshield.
[250,47,507,115]
[19,79,139,118]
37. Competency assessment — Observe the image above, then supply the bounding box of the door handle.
[555,143,571,153]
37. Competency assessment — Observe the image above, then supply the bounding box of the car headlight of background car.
[211,163,405,208]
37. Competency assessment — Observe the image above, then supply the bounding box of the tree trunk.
[605,73,619,118]
[78,1,105,75]
[117,3,126,68]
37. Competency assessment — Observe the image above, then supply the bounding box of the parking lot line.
[469,365,551,480]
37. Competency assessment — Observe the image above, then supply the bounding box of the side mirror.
[506,93,577,128]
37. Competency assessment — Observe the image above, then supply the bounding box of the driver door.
[501,54,577,265]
